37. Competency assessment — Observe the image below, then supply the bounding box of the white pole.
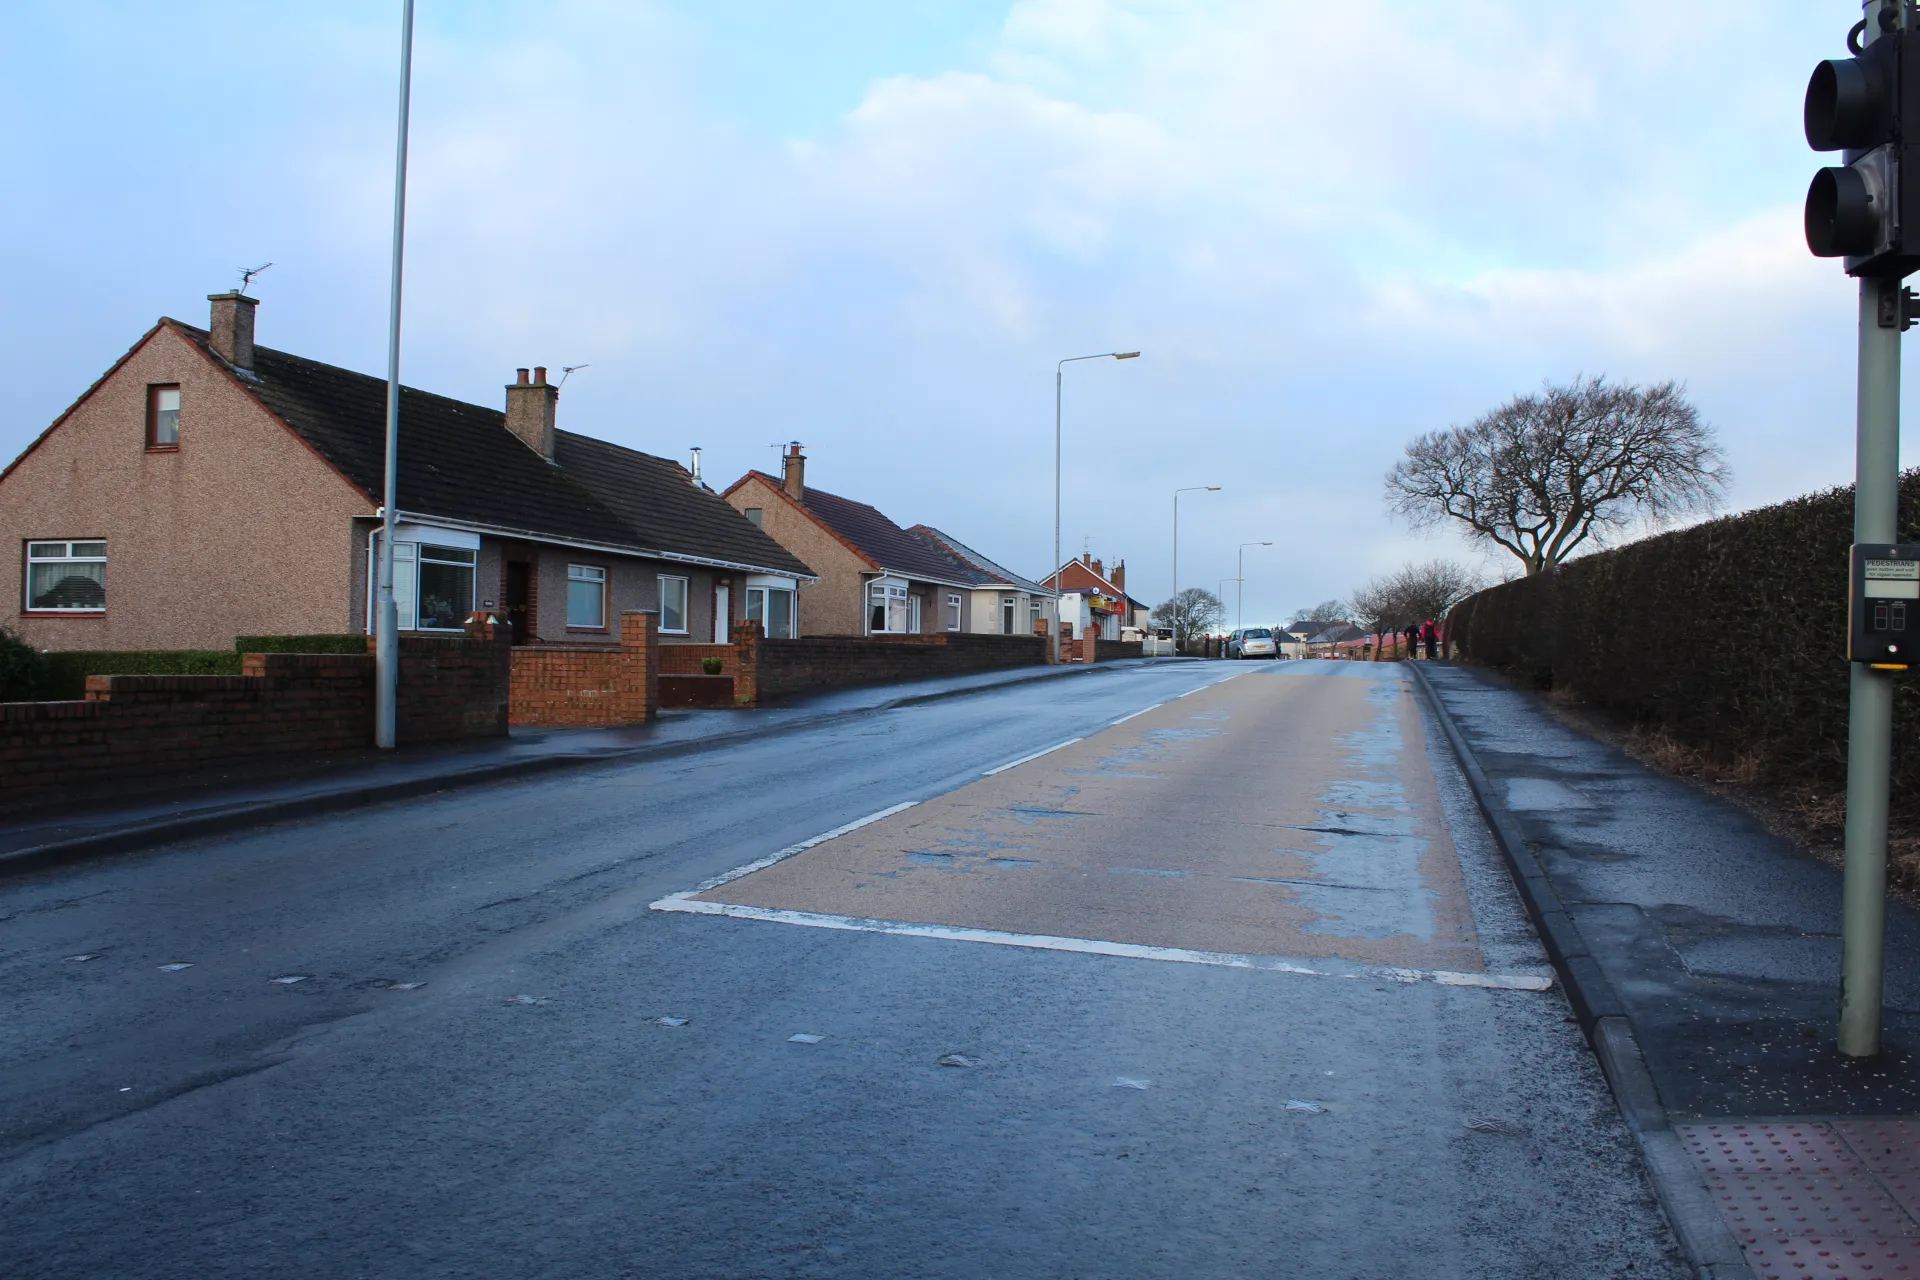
[375,0,415,750]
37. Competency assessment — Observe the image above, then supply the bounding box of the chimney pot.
[782,443,807,502]
[205,292,258,372]
[505,366,559,460]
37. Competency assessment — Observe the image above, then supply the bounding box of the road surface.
[0,659,1683,1278]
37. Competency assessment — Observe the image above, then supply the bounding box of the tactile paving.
[1738,1234,1920,1278]
[1680,1121,1920,1276]
[1682,1122,1860,1175]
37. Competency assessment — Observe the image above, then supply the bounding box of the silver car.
[1226,627,1278,659]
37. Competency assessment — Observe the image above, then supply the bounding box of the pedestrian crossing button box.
[1851,542,1920,666]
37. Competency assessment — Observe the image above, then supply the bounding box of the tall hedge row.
[1448,472,1920,798]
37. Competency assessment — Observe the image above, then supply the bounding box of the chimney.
[206,292,258,372]
[1112,561,1126,592]
[505,365,559,461]
[1091,558,1104,580]
[782,442,806,501]
[688,446,704,486]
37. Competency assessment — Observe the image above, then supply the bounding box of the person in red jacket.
[1420,619,1439,660]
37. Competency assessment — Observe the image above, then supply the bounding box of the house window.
[1002,596,1017,635]
[147,385,180,449]
[659,575,689,633]
[746,585,796,639]
[416,544,475,630]
[744,508,763,527]
[1030,599,1043,633]
[567,564,607,629]
[868,581,910,633]
[946,593,962,631]
[25,540,106,612]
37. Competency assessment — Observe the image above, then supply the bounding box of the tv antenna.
[557,364,589,388]
[237,262,274,295]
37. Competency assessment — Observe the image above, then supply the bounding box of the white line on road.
[981,738,1083,776]
[670,801,921,898]
[1109,703,1163,726]
[645,897,1554,992]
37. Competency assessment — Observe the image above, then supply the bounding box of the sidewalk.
[0,659,1178,877]
[1415,660,1920,1279]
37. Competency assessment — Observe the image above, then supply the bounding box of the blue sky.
[0,1,1883,622]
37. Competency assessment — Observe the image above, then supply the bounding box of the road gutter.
[0,659,1183,883]
[1406,660,1752,1280]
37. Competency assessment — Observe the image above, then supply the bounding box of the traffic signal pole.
[1841,271,1902,1057]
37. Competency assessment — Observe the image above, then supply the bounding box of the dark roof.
[170,322,811,577]
[798,486,979,586]
[908,527,1054,596]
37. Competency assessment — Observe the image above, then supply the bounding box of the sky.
[0,1,1888,625]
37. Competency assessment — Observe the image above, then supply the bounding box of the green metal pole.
[1840,272,1902,1058]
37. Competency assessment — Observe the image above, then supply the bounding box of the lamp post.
[374,0,416,751]
[1237,541,1272,632]
[1171,485,1220,653]
[1053,351,1139,664]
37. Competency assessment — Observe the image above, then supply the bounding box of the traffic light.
[1805,10,1920,278]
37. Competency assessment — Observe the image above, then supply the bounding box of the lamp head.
[1206,485,1221,491]
[1114,351,1141,359]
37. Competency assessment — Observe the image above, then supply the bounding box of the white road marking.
[1109,703,1163,726]
[787,1033,824,1044]
[674,801,922,898]
[981,738,1083,776]
[644,897,1554,991]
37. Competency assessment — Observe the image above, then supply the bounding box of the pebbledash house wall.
[722,474,974,638]
[1,324,368,650]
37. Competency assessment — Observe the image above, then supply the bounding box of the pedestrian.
[1403,623,1419,660]
[1421,618,1438,660]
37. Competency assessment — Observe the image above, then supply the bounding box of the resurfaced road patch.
[656,665,1495,975]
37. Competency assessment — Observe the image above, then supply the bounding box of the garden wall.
[734,626,1047,705]
[508,611,657,728]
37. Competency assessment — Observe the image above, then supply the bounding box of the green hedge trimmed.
[1448,471,1920,801]
[42,650,243,700]
[234,634,367,655]
[0,628,48,702]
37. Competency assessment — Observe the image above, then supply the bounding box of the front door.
[504,560,531,645]
[714,585,730,643]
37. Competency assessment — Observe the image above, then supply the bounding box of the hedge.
[41,650,243,700]
[234,634,367,655]
[1448,470,1920,803]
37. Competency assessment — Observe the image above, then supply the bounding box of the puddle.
[1504,778,1592,811]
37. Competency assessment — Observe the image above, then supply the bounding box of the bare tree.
[1385,377,1730,575]
[1152,588,1224,651]
[1350,559,1483,633]
[1290,599,1350,626]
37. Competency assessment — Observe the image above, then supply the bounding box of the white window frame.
[868,579,911,634]
[658,574,690,634]
[24,539,107,613]
[567,563,607,630]
[364,525,478,633]
[945,593,962,632]
[1001,595,1017,635]
[415,543,476,631]
[746,585,797,639]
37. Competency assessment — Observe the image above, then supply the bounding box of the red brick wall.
[0,626,510,812]
[733,626,1045,705]
[656,643,734,677]
[508,610,657,727]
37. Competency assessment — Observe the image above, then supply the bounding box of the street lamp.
[1171,485,1220,653]
[1053,351,1140,664]
[374,0,417,750]
[1237,541,1272,632]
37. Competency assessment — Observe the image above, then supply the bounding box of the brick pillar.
[731,618,763,707]
[618,610,659,723]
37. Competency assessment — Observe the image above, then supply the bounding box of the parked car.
[1226,627,1278,659]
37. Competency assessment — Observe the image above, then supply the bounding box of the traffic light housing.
[1805,18,1920,278]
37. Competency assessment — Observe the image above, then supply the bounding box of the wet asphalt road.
[0,660,1685,1279]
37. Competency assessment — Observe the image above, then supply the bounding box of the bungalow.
[721,446,986,636]
[907,526,1056,638]
[0,292,814,651]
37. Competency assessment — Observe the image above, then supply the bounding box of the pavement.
[0,658,1166,874]
[0,657,1684,1279]
[1417,659,1920,1280]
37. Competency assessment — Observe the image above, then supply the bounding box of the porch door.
[713,585,730,643]
[504,561,531,645]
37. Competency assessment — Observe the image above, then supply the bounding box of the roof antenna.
[238,262,273,295]
[557,363,589,388]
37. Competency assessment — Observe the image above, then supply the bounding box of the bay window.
[659,575,689,634]
[746,585,796,639]
[26,540,106,612]
[868,580,910,633]
[416,545,476,630]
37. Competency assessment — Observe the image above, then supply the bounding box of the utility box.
[1851,543,1920,665]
